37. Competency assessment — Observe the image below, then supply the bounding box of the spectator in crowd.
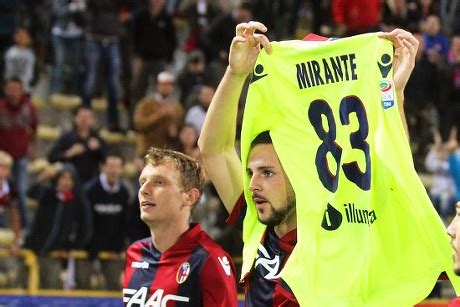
[251,0,302,40]
[123,147,238,306]
[177,50,208,105]
[201,1,252,66]
[445,35,460,138]
[172,123,200,160]
[50,0,86,95]
[150,71,180,104]
[331,0,382,36]
[0,150,22,287]
[192,183,243,257]
[16,0,52,70]
[77,150,129,290]
[404,32,441,167]
[381,0,410,31]
[184,82,215,134]
[4,28,36,94]
[448,127,460,203]
[179,0,221,53]
[82,0,123,132]
[48,105,107,186]
[24,164,92,289]
[0,78,38,230]
[440,0,460,35]
[425,128,457,221]
[133,85,184,158]
[409,0,439,26]
[422,14,450,58]
[130,0,177,105]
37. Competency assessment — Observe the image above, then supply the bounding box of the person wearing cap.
[151,71,180,104]
[133,71,184,158]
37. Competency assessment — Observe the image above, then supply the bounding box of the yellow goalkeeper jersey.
[240,32,460,306]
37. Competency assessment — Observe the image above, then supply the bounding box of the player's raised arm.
[198,21,272,213]
[379,29,419,138]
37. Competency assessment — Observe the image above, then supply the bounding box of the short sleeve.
[200,252,238,307]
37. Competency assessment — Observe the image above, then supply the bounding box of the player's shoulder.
[196,230,227,255]
[195,235,234,280]
[196,232,233,268]
[127,237,152,251]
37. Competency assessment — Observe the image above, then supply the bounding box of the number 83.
[308,96,371,192]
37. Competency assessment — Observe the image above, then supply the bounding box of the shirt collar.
[162,223,203,255]
[100,173,121,193]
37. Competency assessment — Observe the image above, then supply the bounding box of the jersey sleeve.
[273,278,299,307]
[200,251,238,307]
[226,193,245,225]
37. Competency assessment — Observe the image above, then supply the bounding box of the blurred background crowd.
[0,0,459,296]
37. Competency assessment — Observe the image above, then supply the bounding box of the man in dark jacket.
[79,150,130,290]
[48,105,107,186]
[24,164,92,288]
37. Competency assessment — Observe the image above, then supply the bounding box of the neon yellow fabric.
[240,33,460,306]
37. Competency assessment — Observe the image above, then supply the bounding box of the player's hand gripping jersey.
[240,33,460,306]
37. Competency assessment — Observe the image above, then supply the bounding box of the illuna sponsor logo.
[344,203,377,225]
[321,203,378,231]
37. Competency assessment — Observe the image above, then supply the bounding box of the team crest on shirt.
[176,262,191,284]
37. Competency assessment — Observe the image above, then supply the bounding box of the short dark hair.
[104,149,125,164]
[250,130,272,150]
[73,105,93,117]
[239,0,253,12]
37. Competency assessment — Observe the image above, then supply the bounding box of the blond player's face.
[138,162,189,226]
[447,202,460,274]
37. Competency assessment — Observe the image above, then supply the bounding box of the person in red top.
[332,0,382,36]
[0,77,38,230]
[123,147,238,306]
[198,21,419,306]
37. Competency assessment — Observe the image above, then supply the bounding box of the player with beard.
[199,21,418,306]
[241,130,298,305]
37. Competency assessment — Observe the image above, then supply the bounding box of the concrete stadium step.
[42,94,131,132]
[99,129,136,161]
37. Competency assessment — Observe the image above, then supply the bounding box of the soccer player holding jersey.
[198,21,418,306]
[123,148,237,306]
